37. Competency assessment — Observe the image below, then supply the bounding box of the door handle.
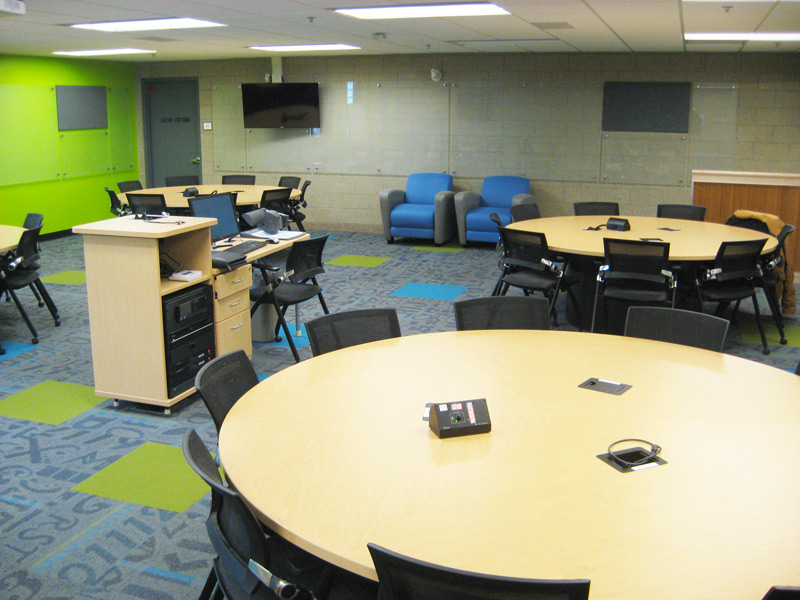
[191,156,201,164]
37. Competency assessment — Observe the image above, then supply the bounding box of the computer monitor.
[188,193,240,242]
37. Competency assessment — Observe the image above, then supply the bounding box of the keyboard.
[230,240,267,255]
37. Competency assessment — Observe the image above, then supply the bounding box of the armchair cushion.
[480,176,531,208]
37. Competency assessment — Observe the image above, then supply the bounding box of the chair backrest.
[182,429,271,594]
[165,175,200,187]
[12,225,43,267]
[23,213,44,230]
[117,180,144,193]
[277,175,302,189]
[762,586,800,600]
[498,227,551,270]
[573,201,620,216]
[368,543,590,600]
[603,238,670,278]
[454,296,551,331]
[194,350,260,434]
[510,203,541,222]
[259,187,293,211]
[306,308,401,356]
[126,192,168,216]
[624,306,728,352]
[222,174,256,185]
[405,172,454,205]
[299,180,311,200]
[286,235,329,282]
[711,238,767,281]
[657,204,706,221]
[481,176,530,208]
[105,187,126,216]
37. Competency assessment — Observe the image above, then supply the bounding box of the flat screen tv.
[241,83,320,129]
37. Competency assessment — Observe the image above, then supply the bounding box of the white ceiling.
[1,0,799,61]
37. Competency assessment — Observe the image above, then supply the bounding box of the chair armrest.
[511,193,535,206]
[379,189,407,242]
[454,191,481,245]
[433,190,456,245]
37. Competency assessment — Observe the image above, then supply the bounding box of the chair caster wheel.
[55,319,61,326]
[780,338,787,345]
[38,301,44,307]
[32,337,38,344]
[274,336,283,343]
[762,348,771,355]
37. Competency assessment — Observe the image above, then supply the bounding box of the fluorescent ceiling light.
[335,3,509,19]
[53,48,156,56]
[685,32,800,41]
[250,44,360,52]
[71,18,225,32]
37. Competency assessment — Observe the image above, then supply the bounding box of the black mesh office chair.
[260,188,306,231]
[165,174,200,187]
[183,429,334,600]
[624,306,728,352]
[367,543,590,600]
[0,226,60,344]
[250,235,330,362]
[726,216,794,346]
[656,204,706,221]
[510,203,541,222]
[591,238,675,333]
[117,180,143,193]
[194,350,259,435]
[695,238,770,354]
[573,201,620,216]
[454,296,551,331]
[306,308,401,356]
[222,174,256,185]
[493,227,568,322]
[278,176,302,189]
[105,187,129,217]
[126,192,168,216]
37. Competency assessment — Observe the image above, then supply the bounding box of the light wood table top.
[121,184,300,209]
[508,216,778,261]
[219,330,800,600]
[0,225,26,252]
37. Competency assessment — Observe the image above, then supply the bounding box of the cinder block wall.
[136,53,800,233]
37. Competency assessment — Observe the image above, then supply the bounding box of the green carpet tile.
[740,322,800,346]
[326,254,391,267]
[412,244,463,253]
[0,381,104,425]
[72,442,211,512]
[40,269,87,285]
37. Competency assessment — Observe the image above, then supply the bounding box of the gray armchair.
[454,176,534,245]
[379,172,456,245]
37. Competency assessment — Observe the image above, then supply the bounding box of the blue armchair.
[454,176,535,245]
[379,173,456,245]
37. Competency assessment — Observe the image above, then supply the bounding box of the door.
[142,78,202,187]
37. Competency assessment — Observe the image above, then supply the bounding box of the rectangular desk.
[73,216,306,412]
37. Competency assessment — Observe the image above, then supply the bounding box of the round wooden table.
[507,215,777,260]
[0,224,25,252]
[219,330,800,600]
[507,216,778,330]
[121,184,300,210]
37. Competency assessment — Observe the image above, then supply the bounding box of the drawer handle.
[229,300,242,307]
[231,323,244,330]
[232,277,245,284]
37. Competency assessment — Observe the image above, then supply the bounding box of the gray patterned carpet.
[1,230,798,600]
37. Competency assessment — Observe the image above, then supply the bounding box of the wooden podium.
[74,216,215,412]
[692,170,800,269]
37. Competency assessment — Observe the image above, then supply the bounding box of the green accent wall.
[0,55,139,233]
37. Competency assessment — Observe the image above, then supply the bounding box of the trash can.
[251,301,279,343]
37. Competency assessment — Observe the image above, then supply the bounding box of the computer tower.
[162,285,215,398]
